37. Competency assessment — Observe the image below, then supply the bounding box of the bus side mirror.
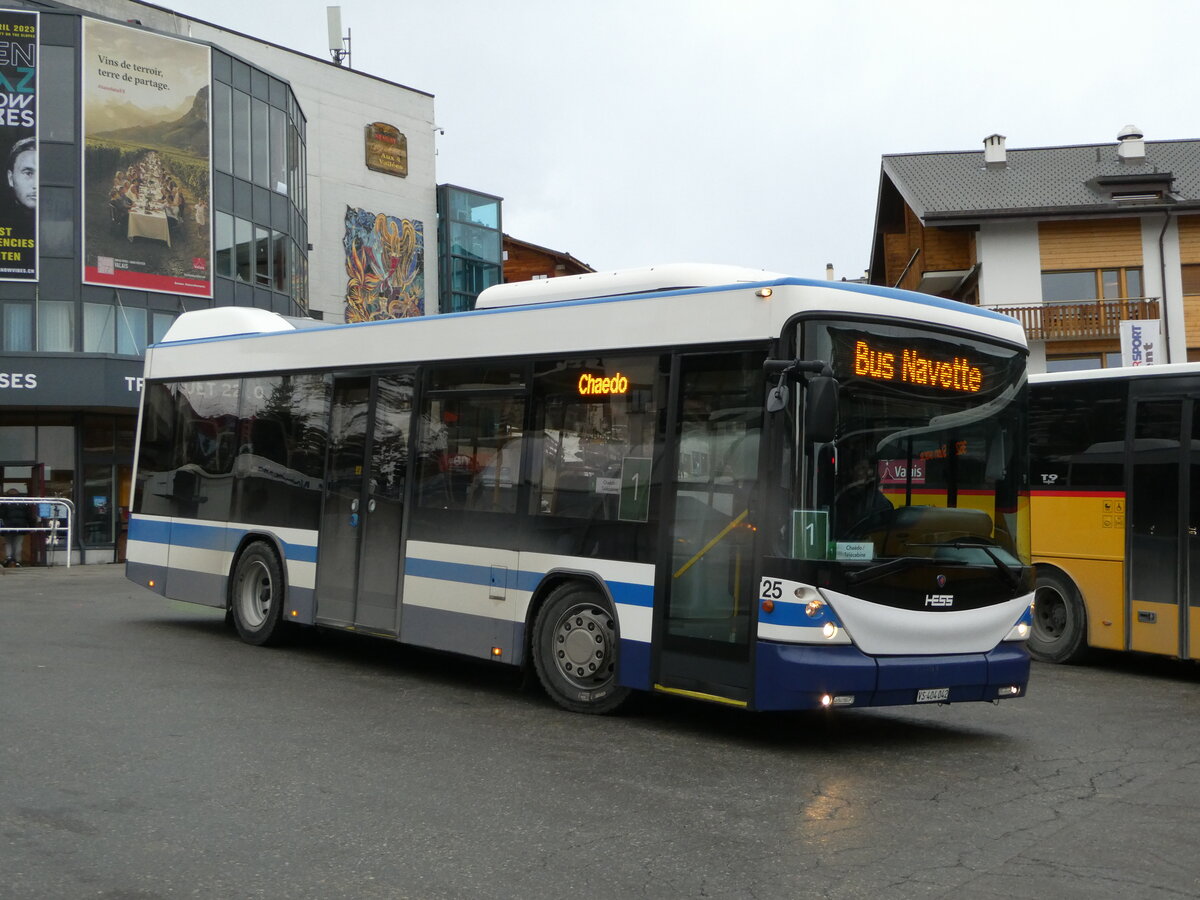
[765,380,789,413]
[804,375,838,444]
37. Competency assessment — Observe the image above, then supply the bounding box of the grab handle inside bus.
[764,358,838,443]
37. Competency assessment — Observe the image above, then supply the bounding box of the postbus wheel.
[532,583,631,715]
[1029,569,1088,663]
[230,542,288,647]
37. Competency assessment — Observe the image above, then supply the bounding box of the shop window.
[0,424,35,459]
[83,463,113,544]
[83,416,115,453]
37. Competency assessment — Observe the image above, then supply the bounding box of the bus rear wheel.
[230,542,288,646]
[532,583,631,715]
[1029,569,1087,663]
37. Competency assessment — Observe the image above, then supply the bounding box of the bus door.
[1126,393,1200,659]
[655,351,763,704]
[315,372,414,635]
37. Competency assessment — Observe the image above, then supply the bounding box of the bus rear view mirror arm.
[763,358,838,443]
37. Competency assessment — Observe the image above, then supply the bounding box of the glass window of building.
[255,225,270,286]
[116,307,148,356]
[38,302,73,352]
[83,303,115,353]
[251,97,270,188]
[213,81,232,173]
[3,302,33,351]
[437,186,502,314]
[215,211,234,277]
[233,90,251,180]
[235,217,253,282]
[40,46,74,142]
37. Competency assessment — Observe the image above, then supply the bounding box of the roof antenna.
[327,6,351,68]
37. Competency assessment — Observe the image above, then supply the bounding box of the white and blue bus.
[126,264,1034,714]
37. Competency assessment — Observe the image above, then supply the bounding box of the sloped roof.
[882,138,1200,224]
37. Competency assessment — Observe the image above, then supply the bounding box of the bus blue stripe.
[405,556,654,608]
[128,517,317,563]
[129,517,171,543]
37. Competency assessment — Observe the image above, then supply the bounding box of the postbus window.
[529,355,662,520]
[1029,380,1126,489]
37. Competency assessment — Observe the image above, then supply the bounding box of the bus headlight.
[822,622,838,640]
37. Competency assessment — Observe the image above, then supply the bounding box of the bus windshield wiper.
[909,538,1023,590]
[845,556,943,586]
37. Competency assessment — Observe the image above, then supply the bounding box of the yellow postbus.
[1029,363,1200,662]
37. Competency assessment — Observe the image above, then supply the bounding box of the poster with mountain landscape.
[81,19,211,297]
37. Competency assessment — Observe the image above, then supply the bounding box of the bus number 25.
[760,578,785,600]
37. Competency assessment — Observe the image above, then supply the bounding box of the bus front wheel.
[230,542,288,646]
[532,583,631,715]
[1029,569,1088,663]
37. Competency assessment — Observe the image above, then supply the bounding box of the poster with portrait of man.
[81,18,212,297]
[0,10,38,282]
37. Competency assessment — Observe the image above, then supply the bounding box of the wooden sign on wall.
[365,122,408,177]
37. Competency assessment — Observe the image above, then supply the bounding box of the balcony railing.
[989,297,1160,341]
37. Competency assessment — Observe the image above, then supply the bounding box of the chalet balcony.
[987,297,1160,341]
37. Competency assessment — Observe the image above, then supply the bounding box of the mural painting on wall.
[343,206,424,322]
[81,18,212,297]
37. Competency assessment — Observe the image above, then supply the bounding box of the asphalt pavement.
[3,564,1200,899]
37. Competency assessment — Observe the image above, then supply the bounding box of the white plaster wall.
[975,221,1046,370]
[1141,214,1185,363]
[71,0,440,323]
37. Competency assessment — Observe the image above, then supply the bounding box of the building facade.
[502,234,592,283]
[0,0,439,563]
[869,129,1200,372]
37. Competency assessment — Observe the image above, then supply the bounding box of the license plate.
[916,687,950,703]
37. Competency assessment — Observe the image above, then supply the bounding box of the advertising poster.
[81,19,212,297]
[343,206,424,322]
[0,10,38,281]
[1119,319,1162,366]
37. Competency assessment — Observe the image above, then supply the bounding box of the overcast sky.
[164,0,1199,281]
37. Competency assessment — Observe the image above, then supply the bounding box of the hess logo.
[926,576,952,607]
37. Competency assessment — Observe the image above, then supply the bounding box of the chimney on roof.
[983,133,1007,169]
[825,263,834,281]
[1117,124,1146,163]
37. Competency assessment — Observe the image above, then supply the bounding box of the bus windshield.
[797,320,1029,568]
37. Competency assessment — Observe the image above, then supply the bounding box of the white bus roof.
[475,264,789,308]
[160,307,322,343]
[145,266,1026,381]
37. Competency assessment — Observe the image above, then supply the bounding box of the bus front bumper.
[752,641,1030,711]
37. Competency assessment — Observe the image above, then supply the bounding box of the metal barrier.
[0,496,76,569]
